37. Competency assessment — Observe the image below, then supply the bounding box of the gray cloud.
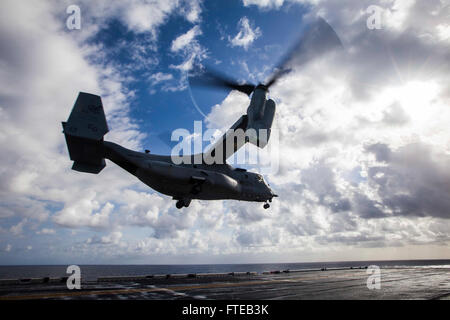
[301,161,351,212]
[365,142,450,219]
[1,0,449,263]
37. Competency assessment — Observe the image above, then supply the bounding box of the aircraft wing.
[202,115,249,164]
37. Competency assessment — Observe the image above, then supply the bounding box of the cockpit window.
[256,175,263,182]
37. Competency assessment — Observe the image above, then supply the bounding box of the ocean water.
[0,259,449,281]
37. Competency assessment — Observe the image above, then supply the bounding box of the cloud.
[235,225,280,247]
[203,0,450,254]
[168,24,207,92]
[101,231,123,245]
[0,0,449,264]
[184,0,202,23]
[365,142,450,219]
[87,231,123,245]
[120,189,197,239]
[10,219,27,236]
[169,25,207,72]
[229,16,262,50]
[122,1,179,36]
[54,201,114,229]
[205,91,250,129]
[36,228,56,235]
[149,72,174,84]
[171,25,202,52]
[66,0,203,38]
[0,0,144,235]
[242,0,287,10]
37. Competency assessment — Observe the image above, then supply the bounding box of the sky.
[0,0,449,265]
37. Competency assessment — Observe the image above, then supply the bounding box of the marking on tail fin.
[64,92,108,141]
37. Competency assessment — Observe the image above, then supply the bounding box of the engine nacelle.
[246,86,276,148]
[201,86,276,165]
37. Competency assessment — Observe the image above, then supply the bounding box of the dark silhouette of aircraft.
[62,17,342,209]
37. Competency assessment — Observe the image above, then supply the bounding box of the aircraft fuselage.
[103,141,276,204]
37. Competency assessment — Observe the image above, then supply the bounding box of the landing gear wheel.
[176,199,192,209]
[263,203,270,209]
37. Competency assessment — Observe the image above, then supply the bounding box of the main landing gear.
[176,198,191,209]
[263,202,270,209]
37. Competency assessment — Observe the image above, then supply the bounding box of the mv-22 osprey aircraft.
[62,18,342,209]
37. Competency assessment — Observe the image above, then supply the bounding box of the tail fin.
[62,92,109,174]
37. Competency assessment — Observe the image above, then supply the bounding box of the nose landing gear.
[263,202,270,209]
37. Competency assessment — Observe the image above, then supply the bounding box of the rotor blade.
[266,17,343,88]
[189,66,256,96]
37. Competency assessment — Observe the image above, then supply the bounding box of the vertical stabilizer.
[62,92,109,174]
